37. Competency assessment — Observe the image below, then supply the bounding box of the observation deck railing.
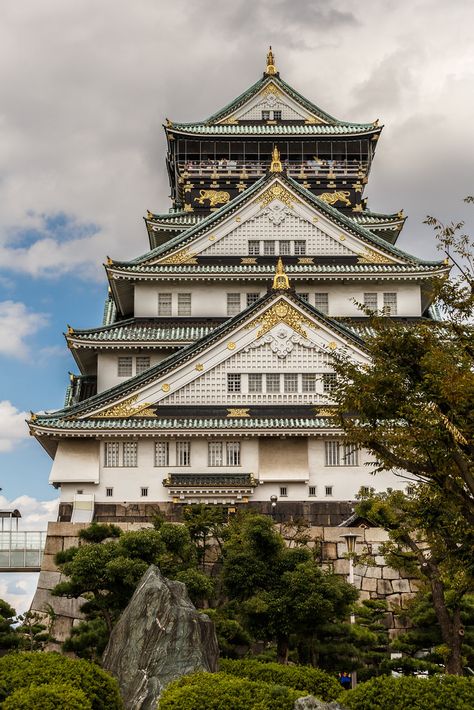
[178,160,368,180]
[0,531,47,572]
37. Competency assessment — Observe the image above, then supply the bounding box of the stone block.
[333,558,349,575]
[361,577,377,592]
[308,526,324,539]
[386,594,401,611]
[37,570,61,590]
[323,527,363,543]
[382,612,394,629]
[63,536,80,551]
[400,593,417,608]
[352,575,362,589]
[44,536,64,555]
[389,628,404,640]
[354,564,367,577]
[365,528,389,542]
[40,554,59,572]
[377,579,393,595]
[322,542,337,560]
[392,579,411,593]
[365,566,382,579]
[31,588,85,619]
[51,615,73,644]
[47,522,87,537]
[394,615,410,629]
[382,567,400,580]
[409,579,422,592]
[358,590,371,601]
[374,555,385,566]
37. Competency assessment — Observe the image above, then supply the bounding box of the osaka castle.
[29,49,448,525]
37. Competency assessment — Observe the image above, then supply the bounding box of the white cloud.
[0,302,48,359]
[0,573,39,616]
[0,495,58,530]
[0,401,29,452]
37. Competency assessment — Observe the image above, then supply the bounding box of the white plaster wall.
[50,440,100,484]
[134,281,422,319]
[97,350,170,393]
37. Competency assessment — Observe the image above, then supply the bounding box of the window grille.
[322,373,337,393]
[383,292,397,315]
[248,373,263,393]
[343,444,358,466]
[227,373,241,393]
[325,441,340,466]
[309,486,316,496]
[177,293,192,316]
[280,486,288,497]
[262,110,270,120]
[325,486,333,496]
[279,240,291,255]
[302,373,317,393]
[136,356,150,375]
[226,442,241,466]
[360,486,370,496]
[266,373,281,393]
[314,293,329,315]
[227,293,241,316]
[176,441,191,466]
[208,442,223,466]
[298,292,309,302]
[141,487,148,497]
[263,241,275,256]
[246,292,260,307]
[294,240,306,255]
[284,373,298,393]
[154,441,169,467]
[364,292,378,311]
[406,485,415,496]
[104,442,120,467]
[117,356,133,377]
[325,441,358,466]
[158,293,172,316]
[123,442,138,467]
[106,487,113,497]
[273,110,282,120]
[248,240,260,256]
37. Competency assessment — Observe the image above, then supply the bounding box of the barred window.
[246,292,260,307]
[227,293,241,316]
[227,373,241,393]
[279,240,291,255]
[136,356,151,375]
[298,292,309,302]
[280,486,288,497]
[360,486,370,496]
[154,441,169,467]
[364,292,378,311]
[158,293,172,316]
[343,444,358,466]
[248,373,263,393]
[266,373,280,393]
[176,441,191,466]
[248,240,260,256]
[177,293,191,316]
[325,486,333,497]
[309,486,316,497]
[284,373,298,393]
[322,373,337,393]
[294,240,306,255]
[314,293,329,315]
[325,441,340,466]
[208,442,223,467]
[264,240,275,256]
[273,110,282,120]
[141,487,148,497]
[104,442,120,467]
[325,441,358,466]
[226,442,241,466]
[302,373,317,392]
[117,356,133,377]
[383,292,397,315]
[406,485,415,496]
[106,487,113,497]
[262,110,270,120]
[123,442,138,467]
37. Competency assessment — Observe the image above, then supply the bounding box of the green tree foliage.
[0,651,122,709]
[0,600,21,654]
[203,608,252,658]
[182,504,227,565]
[342,674,474,710]
[219,658,341,701]
[158,672,303,710]
[2,683,92,710]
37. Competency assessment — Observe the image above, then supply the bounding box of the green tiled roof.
[70,320,215,343]
[351,211,404,225]
[146,212,202,226]
[32,416,339,431]
[169,123,378,136]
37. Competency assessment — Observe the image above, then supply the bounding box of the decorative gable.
[217,81,322,124]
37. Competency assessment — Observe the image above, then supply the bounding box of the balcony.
[0,531,47,572]
[178,160,368,180]
[163,472,257,504]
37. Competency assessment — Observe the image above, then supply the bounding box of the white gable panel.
[217,83,323,124]
[238,98,307,122]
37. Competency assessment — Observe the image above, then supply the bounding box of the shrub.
[158,671,302,710]
[0,652,122,709]
[342,674,474,710]
[3,683,92,709]
[219,658,340,701]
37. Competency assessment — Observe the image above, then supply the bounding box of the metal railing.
[0,531,47,571]
[178,160,368,179]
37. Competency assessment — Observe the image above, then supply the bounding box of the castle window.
[264,240,275,256]
[309,486,316,496]
[273,110,282,120]
[123,442,138,467]
[314,293,329,315]
[262,110,270,120]
[248,373,263,393]
[208,442,223,466]
[406,485,415,496]
[158,293,172,316]
[248,240,260,256]
[226,442,241,466]
[325,441,358,466]
[155,441,169,467]
[141,487,148,497]
[364,292,378,311]
[176,441,191,467]
[106,487,113,497]
[266,373,280,393]
[280,486,288,497]
[227,293,241,316]
[383,292,397,315]
[325,486,333,497]
[360,486,370,496]
[298,293,309,302]
[279,240,291,255]
[246,292,260,307]
[227,373,241,393]
[322,373,337,393]
[117,356,133,377]
[104,442,120,467]
[302,373,317,393]
[136,356,151,375]
[178,293,192,316]
[294,240,306,255]
[284,373,298,393]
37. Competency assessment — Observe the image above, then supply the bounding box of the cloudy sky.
[0,0,473,608]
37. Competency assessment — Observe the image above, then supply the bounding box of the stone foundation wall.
[31,520,419,649]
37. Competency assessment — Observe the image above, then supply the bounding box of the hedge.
[219,658,340,701]
[0,652,122,710]
[342,674,474,710]
[158,672,303,710]
[3,683,92,710]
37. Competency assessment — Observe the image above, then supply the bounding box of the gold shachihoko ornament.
[265,46,277,75]
[270,146,283,173]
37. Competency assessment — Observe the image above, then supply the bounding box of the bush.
[219,658,340,701]
[0,652,122,709]
[342,674,474,710]
[158,672,302,710]
[3,683,92,709]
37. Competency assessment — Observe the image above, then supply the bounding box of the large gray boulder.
[294,698,347,710]
[102,565,219,710]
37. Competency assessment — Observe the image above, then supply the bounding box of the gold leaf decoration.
[227,341,236,350]
[159,248,197,265]
[316,407,337,417]
[260,81,282,98]
[246,300,313,339]
[161,383,170,392]
[258,183,299,210]
[227,408,250,418]
[195,364,204,371]
[93,394,155,419]
[318,191,351,207]
[241,257,257,264]
[357,249,394,264]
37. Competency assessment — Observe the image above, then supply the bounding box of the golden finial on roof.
[30,411,37,422]
[270,145,283,173]
[66,324,74,335]
[106,256,113,266]
[265,46,277,75]
[146,210,154,219]
[165,118,173,127]
[272,257,290,290]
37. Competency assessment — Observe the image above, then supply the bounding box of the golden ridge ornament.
[246,299,312,339]
[159,248,197,265]
[93,394,155,419]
